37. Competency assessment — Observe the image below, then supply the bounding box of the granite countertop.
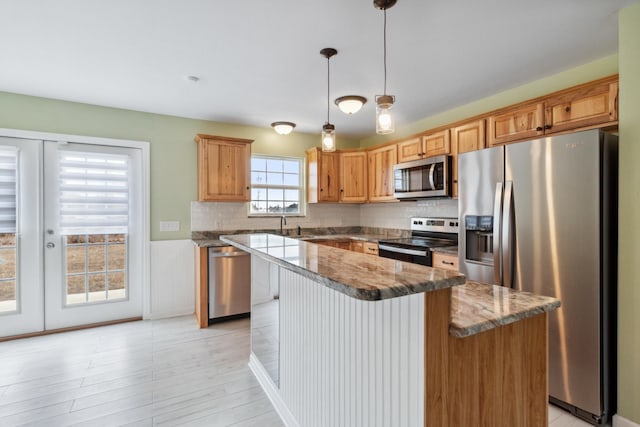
[194,233,392,247]
[192,239,230,248]
[431,245,458,256]
[450,281,561,338]
[221,233,465,301]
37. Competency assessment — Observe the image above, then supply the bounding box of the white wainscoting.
[148,239,194,319]
[278,268,425,427]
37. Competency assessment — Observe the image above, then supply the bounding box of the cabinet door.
[488,102,545,146]
[351,241,364,253]
[319,152,340,202]
[196,135,252,201]
[397,137,423,163]
[367,145,397,202]
[451,119,486,198]
[423,129,451,157]
[545,80,618,134]
[306,148,340,203]
[340,151,368,203]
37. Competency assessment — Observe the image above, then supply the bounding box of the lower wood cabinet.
[363,242,379,256]
[432,252,459,272]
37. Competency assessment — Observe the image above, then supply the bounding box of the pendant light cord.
[383,8,387,96]
[326,55,330,124]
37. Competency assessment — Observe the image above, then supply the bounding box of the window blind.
[59,151,129,235]
[0,149,17,233]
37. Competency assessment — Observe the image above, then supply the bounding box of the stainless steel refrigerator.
[458,129,617,425]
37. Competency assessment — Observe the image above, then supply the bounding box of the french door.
[0,137,143,337]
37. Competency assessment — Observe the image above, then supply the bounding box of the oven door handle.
[378,244,428,257]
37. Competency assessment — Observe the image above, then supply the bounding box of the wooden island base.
[425,288,547,427]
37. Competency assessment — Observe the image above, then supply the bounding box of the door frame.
[0,127,151,319]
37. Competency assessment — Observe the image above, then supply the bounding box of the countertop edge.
[449,283,561,338]
[221,235,466,301]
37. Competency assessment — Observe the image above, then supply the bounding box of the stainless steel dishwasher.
[208,246,251,323]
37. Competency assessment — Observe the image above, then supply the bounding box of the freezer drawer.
[208,246,251,322]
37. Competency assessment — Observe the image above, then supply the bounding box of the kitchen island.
[221,233,560,427]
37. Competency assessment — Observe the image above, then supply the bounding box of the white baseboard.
[615,415,640,427]
[149,240,195,319]
[248,353,298,427]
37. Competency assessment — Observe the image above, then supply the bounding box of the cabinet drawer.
[363,242,379,256]
[432,252,458,271]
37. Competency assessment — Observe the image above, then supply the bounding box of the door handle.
[46,242,55,249]
[502,181,514,288]
[493,182,503,285]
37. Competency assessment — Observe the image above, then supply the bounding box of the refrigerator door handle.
[493,182,503,285]
[502,181,514,288]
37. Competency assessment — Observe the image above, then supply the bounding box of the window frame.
[248,154,306,217]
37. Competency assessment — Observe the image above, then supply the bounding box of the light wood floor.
[0,316,593,427]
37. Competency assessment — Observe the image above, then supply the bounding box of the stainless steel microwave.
[393,155,452,199]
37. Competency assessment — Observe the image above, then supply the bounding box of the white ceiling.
[0,0,635,138]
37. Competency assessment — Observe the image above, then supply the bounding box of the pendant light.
[374,0,397,135]
[320,48,337,152]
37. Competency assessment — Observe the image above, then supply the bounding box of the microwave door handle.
[502,181,514,288]
[493,182,503,285]
[428,163,436,190]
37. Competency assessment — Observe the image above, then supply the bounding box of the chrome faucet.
[280,215,287,235]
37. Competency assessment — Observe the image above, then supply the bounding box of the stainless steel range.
[378,217,459,266]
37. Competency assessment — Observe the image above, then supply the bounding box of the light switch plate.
[159,221,180,232]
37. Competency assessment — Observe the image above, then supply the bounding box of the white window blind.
[0,149,17,233]
[59,151,129,235]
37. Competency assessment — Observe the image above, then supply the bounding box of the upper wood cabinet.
[397,130,451,163]
[397,137,423,163]
[488,102,545,146]
[423,129,451,158]
[340,151,368,203]
[545,80,618,134]
[306,148,340,203]
[488,78,618,146]
[367,144,397,202]
[451,119,486,198]
[194,134,253,202]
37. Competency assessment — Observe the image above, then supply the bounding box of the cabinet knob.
[544,124,552,130]
[246,186,250,190]
[320,188,323,192]
[565,106,571,113]
[536,126,543,132]
[340,189,344,192]
[442,260,454,266]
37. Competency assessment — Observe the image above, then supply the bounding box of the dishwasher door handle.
[210,251,248,258]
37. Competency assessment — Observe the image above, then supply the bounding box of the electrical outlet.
[159,221,180,232]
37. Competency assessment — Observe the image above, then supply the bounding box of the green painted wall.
[0,93,360,241]
[617,3,640,424]
[359,54,619,148]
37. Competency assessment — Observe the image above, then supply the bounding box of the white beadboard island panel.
[278,267,425,427]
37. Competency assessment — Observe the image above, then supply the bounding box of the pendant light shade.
[322,123,336,152]
[375,95,395,134]
[335,95,367,115]
[271,121,296,135]
[320,48,338,152]
[374,0,397,135]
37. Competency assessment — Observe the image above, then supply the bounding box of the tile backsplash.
[359,199,459,229]
[191,202,361,232]
[192,199,459,232]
